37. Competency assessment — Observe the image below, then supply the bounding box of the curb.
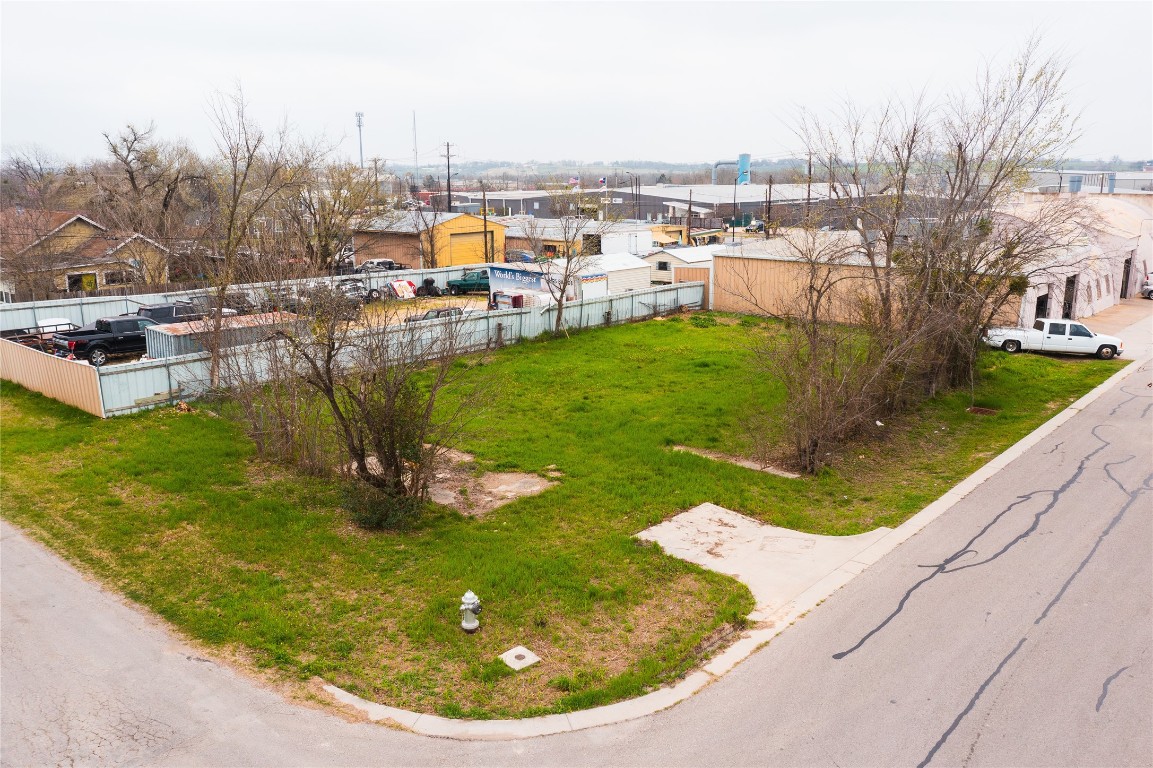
[325,353,1151,740]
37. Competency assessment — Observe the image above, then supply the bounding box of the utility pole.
[731,178,738,244]
[356,112,364,169]
[763,185,769,240]
[805,154,812,220]
[481,182,490,262]
[686,189,693,245]
[443,142,454,213]
[765,175,773,240]
[411,112,419,198]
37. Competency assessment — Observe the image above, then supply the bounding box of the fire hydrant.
[460,590,481,633]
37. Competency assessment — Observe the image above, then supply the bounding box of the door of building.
[1061,276,1077,319]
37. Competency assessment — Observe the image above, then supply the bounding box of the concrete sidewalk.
[1082,297,1153,360]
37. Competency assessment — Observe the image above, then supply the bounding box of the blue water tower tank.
[737,154,751,185]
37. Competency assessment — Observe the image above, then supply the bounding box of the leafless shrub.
[216,293,487,526]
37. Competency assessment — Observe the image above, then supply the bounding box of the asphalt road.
[3,358,1151,767]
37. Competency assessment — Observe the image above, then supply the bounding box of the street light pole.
[355,112,364,169]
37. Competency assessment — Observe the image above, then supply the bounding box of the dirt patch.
[966,406,999,416]
[428,449,557,516]
[672,445,800,479]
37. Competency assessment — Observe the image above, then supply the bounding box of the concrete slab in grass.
[500,645,540,671]
[637,502,892,617]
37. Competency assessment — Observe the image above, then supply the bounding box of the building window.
[657,261,670,271]
[1105,275,1111,294]
[1096,278,1102,298]
[66,273,97,291]
[103,270,134,285]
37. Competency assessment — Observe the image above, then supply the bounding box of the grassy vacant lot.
[0,314,1122,718]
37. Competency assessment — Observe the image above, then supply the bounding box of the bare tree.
[517,183,619,334]
[276,159,376,272]
[0,147,93,299]
[199,88,313,382]
[731,40,1089,472]
[795,39,1086,390]
[411,206,446,269]
[216,292,484,527]
[91,123,204,248]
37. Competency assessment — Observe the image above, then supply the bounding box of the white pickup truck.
[983,318,1124,359]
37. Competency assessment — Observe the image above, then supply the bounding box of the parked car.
[744,220,765,233]
[404,307,465,323]
[1139,275,1153,300]
[334,277,371,301]
[355,258,411,274]
[136,300,232,324]
[446,269,489,295]
[261,286,300,312]
[505,250,535,263]
[296,284,363,320]
[983,318,1124,359]
[187,292,255,316]
[52,316,159,366]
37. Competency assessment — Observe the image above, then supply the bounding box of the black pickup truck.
[52,316,159,366]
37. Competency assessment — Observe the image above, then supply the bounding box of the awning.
[663,201,713,213]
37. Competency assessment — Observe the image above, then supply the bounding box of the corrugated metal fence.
[0,340,105,416]
[0,265,479,332]
[2,283,704,418]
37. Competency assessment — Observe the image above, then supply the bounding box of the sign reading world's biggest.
[490,266,546,294]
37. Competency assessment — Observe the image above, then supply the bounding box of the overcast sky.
[2,1,1150,168]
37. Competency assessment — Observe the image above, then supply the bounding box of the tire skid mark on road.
[1108,382,1153,417]
[1034,458,1150,625]
[917,448,1151,765]
[832,428,1111,660]
[916,637,1027,768]
[1096,665,1131,713]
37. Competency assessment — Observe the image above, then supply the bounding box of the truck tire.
[1001,339,1021,353]
[449,286,460,296]
[1096,345,1117,360]
[367,288,381,301]
[88,347,109,366]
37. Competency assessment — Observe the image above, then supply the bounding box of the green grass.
[0,314,1123,717]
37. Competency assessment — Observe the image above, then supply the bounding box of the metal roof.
[609,183,855,205]
[356,211,469,233]
[713,231,872,265]
[650,244,724,263]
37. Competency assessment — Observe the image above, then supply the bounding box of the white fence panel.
[96,354,212,416]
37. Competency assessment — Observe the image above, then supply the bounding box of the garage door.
[449,232,493,266]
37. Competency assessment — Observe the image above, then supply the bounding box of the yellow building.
[352,212,506,268]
